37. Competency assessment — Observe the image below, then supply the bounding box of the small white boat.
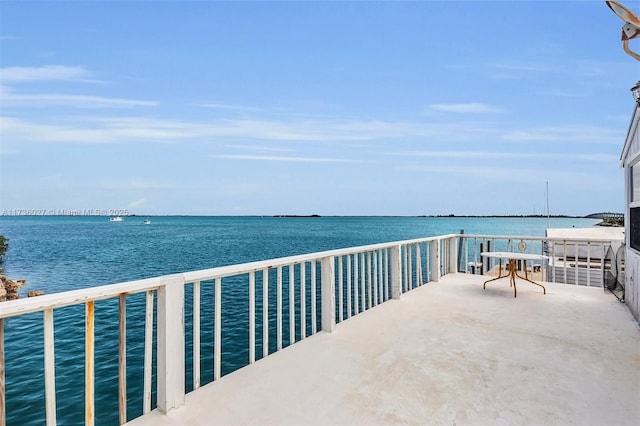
[109,216,123,222]
[143,219,151,225]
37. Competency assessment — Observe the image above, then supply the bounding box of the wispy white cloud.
[489,61,557,74]
[428,102,502,113]
[501,125,623,145]
[401,164,616,189]
[606,114,635,123]
[0,64,124,110]
[404,164,521,179]
[210,154,360,163]
[576,153,620,162]
[96,180,179,192]
[1,114,624,149]
[1,65,90,83]
[224,144,293,152]
[128,198,148,208]
[0,117,190,144]
[487,59,618,80]
[2,115,435,144]
[1,89,157,108]
[391,150,618,162]
[205,119,417,141]
[393,151,520,159]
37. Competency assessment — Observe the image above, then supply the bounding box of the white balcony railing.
[458,234,623,287]
[0,233,623,426]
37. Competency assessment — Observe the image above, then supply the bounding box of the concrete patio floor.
[128,273,640,426]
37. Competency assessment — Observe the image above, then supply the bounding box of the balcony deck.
[128,273,640,426]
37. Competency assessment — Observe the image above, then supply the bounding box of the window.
[631,207,640,251]
[632,163,640,202]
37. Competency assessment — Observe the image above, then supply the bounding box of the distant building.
[621,86,640,324]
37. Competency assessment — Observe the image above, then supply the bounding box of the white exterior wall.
[622,104,640,324]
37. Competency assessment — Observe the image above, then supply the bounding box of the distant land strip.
[273,214,321,218]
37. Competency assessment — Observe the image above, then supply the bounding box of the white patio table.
[480,252,548,298]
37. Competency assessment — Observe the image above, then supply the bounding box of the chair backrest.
[615,244,625,286]
[603,245,617,291]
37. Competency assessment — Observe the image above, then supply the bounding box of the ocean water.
[0,216,599,425]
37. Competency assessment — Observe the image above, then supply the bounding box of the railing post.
[457,230,464,272]
[321,256,336,332]
[86,301,95,426]
[431,239,441,282]
[43,310,56,426]
[157,275,185,413]
[448,236,458,274]
[390,245,402,299]
[118,296,127,425]
[143,291,154,414]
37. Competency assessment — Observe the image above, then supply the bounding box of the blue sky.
[1,1,638,216]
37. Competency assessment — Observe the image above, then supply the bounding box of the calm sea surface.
[0,216,599,425]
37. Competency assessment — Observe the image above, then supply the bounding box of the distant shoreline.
[273,214,321,218]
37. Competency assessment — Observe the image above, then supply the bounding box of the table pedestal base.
[483,259,546,298]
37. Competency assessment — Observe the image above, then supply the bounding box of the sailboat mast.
[546,181,550,229]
